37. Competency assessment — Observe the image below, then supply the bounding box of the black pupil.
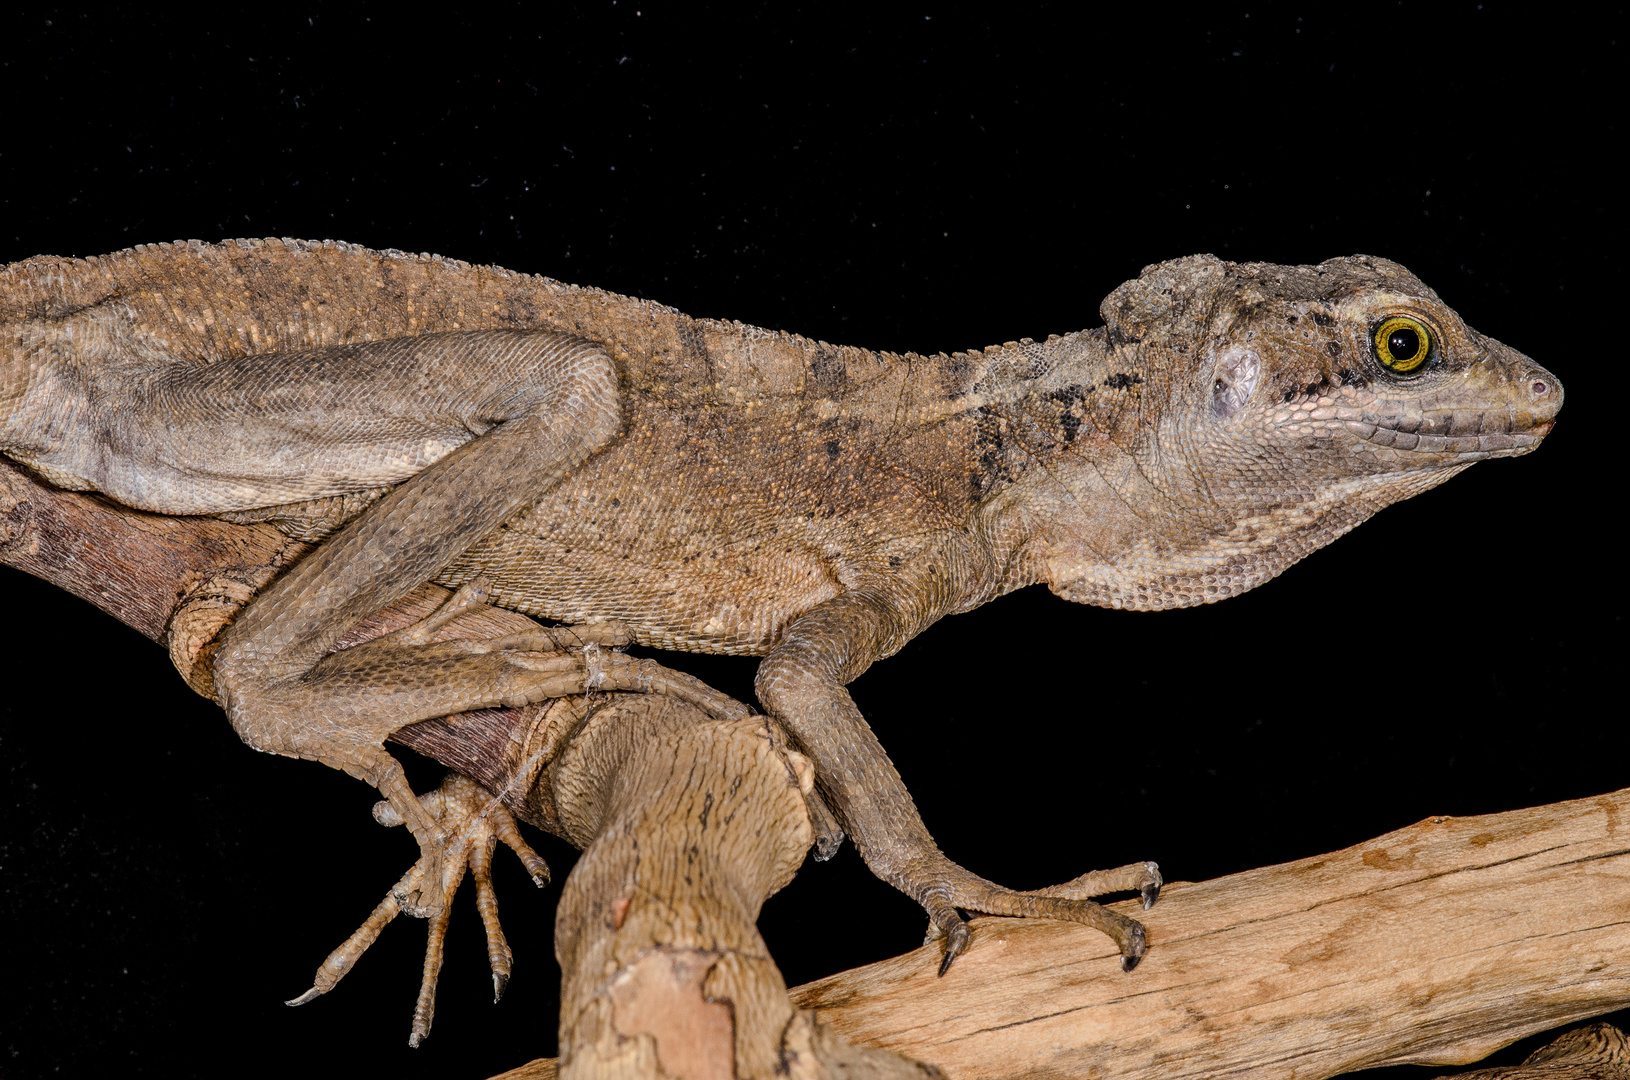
[1388,327,1421,361]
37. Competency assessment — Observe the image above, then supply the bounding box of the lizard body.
[0,238,1561,970]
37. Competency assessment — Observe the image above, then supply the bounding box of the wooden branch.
[6,456,1629,1079]
[539,692,939,1078]
[788,787,1630,1078]
[1426,1021,1629,1078]
[0,459,299,641]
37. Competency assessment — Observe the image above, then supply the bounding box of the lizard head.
[1150,253,1561,473]
[1038,254,1562,610]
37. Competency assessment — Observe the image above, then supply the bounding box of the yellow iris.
[1373,316,1432,373]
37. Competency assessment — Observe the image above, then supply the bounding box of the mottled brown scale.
[0,240,1561,972]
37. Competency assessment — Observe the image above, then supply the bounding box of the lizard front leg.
[755,590,1156,974]
[213,332,622,916]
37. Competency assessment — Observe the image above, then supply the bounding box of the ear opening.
[1211,347,1260,418]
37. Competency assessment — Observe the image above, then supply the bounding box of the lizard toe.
[1121,922,1147,972]
[922,900,972,976]
[900,853,1156,975]
[1141,862,1164,910]
[289,772,543,1044]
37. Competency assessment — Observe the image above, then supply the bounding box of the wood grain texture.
[0,457,299,641]
[545,695,939,1079]
[788,789,1630,1078]
[1429,1021,1630,1078]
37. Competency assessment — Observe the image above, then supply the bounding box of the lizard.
[0,238,1561,977]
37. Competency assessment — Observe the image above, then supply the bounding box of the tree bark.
[538,692,939,1079]
[1425,1021,1629,1079]
[4,457,1627,1078]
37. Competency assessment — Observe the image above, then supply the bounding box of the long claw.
[1121,922,1148,971]
[906,854,1160,974]
[287,888,405,1006]
[409,893,455,1048]
[396,578,491,646]
[928,902,971,976]
[469,826,516,1005]
[289,772,545,1042]
[491,807,550,889]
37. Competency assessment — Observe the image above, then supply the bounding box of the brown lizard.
[0,239,1560,976]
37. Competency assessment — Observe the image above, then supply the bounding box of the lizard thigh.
[11,324,613,517]
[208,332,620,912]
[213,331,620,727]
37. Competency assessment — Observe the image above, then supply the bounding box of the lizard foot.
[285,772,549,1048]
[912,856,1161,976]
[306,582,634,915]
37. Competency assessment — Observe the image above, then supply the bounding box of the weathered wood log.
[6,457,1629,1079]
[1429,1022,1629,1079]
[541,692,940,1079]
[494,792,1630,1080]
[787,787,1630,1078]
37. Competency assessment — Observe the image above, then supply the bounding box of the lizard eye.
[1372,316,1433,374]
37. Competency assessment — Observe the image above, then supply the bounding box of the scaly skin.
[0,240,1561,971]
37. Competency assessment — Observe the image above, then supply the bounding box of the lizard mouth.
[1342,408,1556,461]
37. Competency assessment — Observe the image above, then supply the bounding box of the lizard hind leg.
[211,330,621,918]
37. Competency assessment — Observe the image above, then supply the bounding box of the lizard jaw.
[1338,409,1556,462]
[1281,348,1562,465]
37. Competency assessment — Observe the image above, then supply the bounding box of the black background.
[1,5,1622,1077]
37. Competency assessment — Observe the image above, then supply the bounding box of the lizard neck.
[0,325,34,440]
[957,327,1190,598]
[969,329,1285,611]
